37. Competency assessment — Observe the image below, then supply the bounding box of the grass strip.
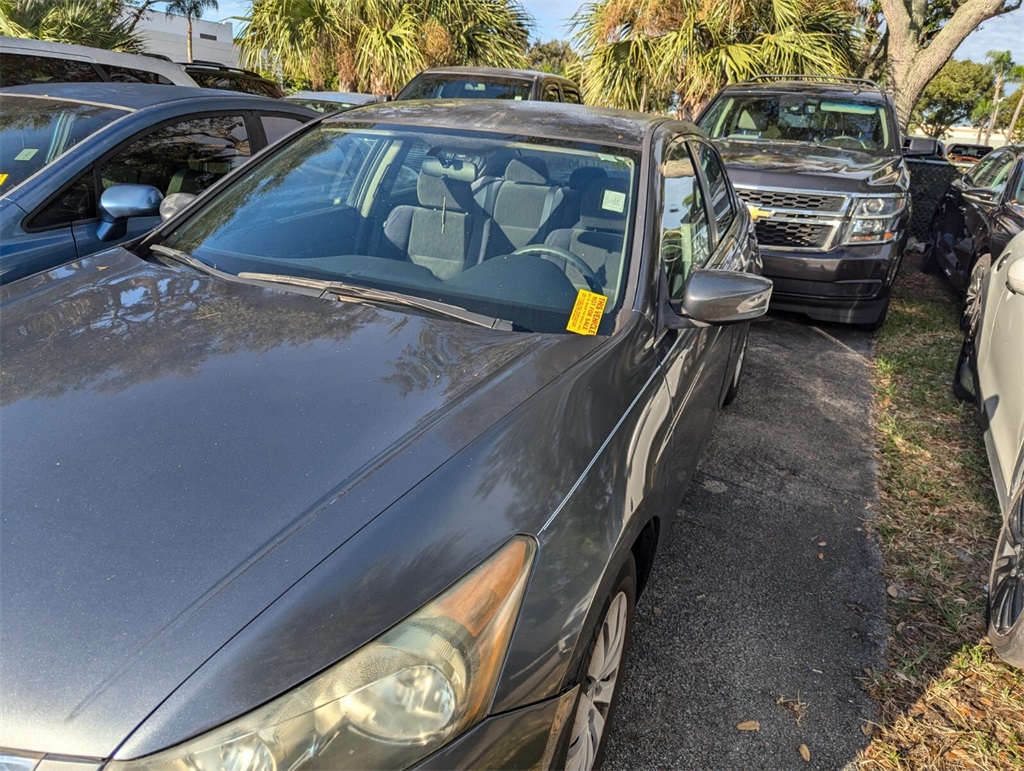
[858,252,1024,769]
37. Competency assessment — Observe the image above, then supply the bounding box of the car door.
[70,112,254,257]
[990,155,1024,260]
[654,132,736,501]
[952,148,1017,289]
[935,150,1005,277]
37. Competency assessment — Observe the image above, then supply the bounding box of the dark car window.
[693,140,735,238]
[543,84,561,102]
[27,170,97,230]
[398,76,533,101]
[100,114,250,197]
[101,64,174,85]
[1009,165,1024,205]
[262,115,308,144]
[189,70,284,99]
[0,95,127,191]
[0,53,100,87]
[562,87,582,104]
[699,93,894,153]
[966,149,1010,188]
[660,138,711,299]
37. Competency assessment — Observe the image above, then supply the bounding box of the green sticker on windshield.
[14,148,38,161]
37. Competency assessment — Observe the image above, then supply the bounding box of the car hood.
[0,249,588,758]
[714,140,905,193]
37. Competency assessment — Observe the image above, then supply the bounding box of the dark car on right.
[396,66,581,103]
[924,144,1024,302]
[698,75,911,329]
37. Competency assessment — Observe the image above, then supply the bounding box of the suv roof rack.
[744,74,882,91]
[184,60,263,77]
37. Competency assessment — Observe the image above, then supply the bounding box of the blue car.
[0,82,316,284]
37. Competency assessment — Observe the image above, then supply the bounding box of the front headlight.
[108,537,536,771]
[844,195,906,244]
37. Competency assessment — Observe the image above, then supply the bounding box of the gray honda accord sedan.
[0,100,770,770]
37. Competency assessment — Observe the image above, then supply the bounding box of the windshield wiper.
[149,244,218,276]
[237,271,513,331]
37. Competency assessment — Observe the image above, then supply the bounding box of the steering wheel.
[510,245,603,293]
[821,135,867,150]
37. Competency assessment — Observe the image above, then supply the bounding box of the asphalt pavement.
[605,313,888,770]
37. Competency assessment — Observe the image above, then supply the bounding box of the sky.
[185,0,1022,64]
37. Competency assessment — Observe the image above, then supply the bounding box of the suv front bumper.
[761,235,907,325]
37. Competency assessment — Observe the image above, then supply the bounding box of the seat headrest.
[417,158,478,211]
[569,166,608,190]
[505,157,549,184]
[579,178,628,231]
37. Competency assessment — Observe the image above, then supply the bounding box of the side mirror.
[663,269,773,329]
[97,184,162,241]
[159,192,197,221]
[903,136,941,157]
[1007,255,1024,296]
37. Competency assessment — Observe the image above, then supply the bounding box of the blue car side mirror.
[97,184,163,242]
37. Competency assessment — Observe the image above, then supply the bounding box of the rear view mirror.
[1007,255,1024,296]
[97,184,162,241]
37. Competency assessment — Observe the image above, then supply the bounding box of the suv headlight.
[108,537,536,771]
[844,195,906,245]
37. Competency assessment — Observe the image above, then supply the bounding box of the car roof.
[327,99,679,149]
[412,66,574,84]
[717,79,888,100]
[287,91,379,103]
[0,35,197,86]
[1,81,290,109]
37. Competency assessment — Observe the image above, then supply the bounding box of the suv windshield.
[398,76,533,100]
[700,93,894,153]
[162,123,638,334]
[0,95,127,192]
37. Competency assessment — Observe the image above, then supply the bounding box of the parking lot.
[606,313,889,769]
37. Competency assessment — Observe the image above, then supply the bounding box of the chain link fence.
[906,158,961,241]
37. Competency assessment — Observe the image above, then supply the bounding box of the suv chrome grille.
[739,189,846,212]
[736,185,850,252]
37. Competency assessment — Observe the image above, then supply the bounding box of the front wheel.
[565,554,637,771]
[988,493,1024,668]
[961,254,990,332]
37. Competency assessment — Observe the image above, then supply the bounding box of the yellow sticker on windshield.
[0,174,7,187]
[567,290,608,336]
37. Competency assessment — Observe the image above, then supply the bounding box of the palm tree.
[239,0,531,95]
[982,50,1015,146]
[572,0,856,116]
[165,0,219,63]
[0,0,145,52]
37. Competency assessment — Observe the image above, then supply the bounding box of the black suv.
[698,75,910,329]
[181,60,285,99]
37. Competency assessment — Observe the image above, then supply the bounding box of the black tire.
[961,254,990,333]
[722,328,748,406]
[988,493,1024,668]
[951,336,977,404]
[564,554,637,771]
[921,229,941,275]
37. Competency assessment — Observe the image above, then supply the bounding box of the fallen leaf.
[97,266,107,271]
[695,594,706,601]
[653,606,662,616]
[818,541,827,547]
[887,585,899,598]
[736,720,760,732]
[799,744,811,762]
[811,668,823,674]
[896,621,905,633]
[861,722,874,737]
[818,552,824,560]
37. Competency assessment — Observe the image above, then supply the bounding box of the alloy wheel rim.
[991,499,1024,637]
[565,591,629,771]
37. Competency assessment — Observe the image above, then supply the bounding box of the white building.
[134,11,237,66]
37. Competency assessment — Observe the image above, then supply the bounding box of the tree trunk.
[186,18,193,63]
[983,74,1005,145]
[1008,88,1024,142]
[877,0,1020,131]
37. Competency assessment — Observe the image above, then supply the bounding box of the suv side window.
[692,140,735,238]
[1,54,99,86]
[28,171,97,230]
[562,87,581,104]
[661,137,711,299]
[543,84,561,102]
[101,64,173,85]
[100,115,250,197]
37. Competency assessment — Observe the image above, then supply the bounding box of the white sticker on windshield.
[602,189,625,213]
[14,149,38,161]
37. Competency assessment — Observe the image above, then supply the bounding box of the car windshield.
[0,95,127,192]
[699,93,894,153]
[399,76,533,100]
[161,123,639,334]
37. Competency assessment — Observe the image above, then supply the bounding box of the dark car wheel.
[961,254,991,332]
[951,335,978,403]
[722,328,748,406]
[565,554,637,771]
[988,493,1024,667]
